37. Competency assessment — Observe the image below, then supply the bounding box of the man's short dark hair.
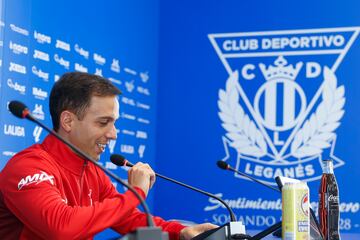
[50,72,121,131]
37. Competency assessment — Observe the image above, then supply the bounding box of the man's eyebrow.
[97,116,116,121]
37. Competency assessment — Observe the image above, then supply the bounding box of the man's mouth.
[96,143,107,152]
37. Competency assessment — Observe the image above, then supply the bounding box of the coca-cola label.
[328,194,339,203]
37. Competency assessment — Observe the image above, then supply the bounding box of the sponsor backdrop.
[154,0,360,237]
[1,0,360,238]
[0,0,158,238]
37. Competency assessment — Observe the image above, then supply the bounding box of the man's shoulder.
[0,144,59,182]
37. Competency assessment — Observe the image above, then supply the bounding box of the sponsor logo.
[204,194,282,211]
[75,63,88,73]
[7,78,26,94]
[32,87,48,100]
[18,171,54,190]
[301,193,309,216]
[32,66,49,81]
[74,44,89,59]
[2,151,16,157]
[328,195,339,202]
[121,144,134,154]
[33,49,50,62]
[208,27,359,184]
[0,21,4,27]
[9,62,26,74]
[32,104,45,120]
[122,96,135,106]
[54,74,60,82]
[95,68,102,76]
[4,124,25,137]
[108,129,119,154]
[33,126,43,143]
[55,39,70,51]
[138,145,146,158]
[137,118,150,124]
[93,53,106,65]
[121,112,136,121]
[10,23,29,36]
[111,58,120,73]
[108,140,116,154]
[124,67,137,75]
[0,59,2,67]
[105,161,117,170]
[125,80,135,92]
[122,129,135,136]
[136,130,148,139]
[137,86,150,96]
[140,72,150,83]
[108,77,121,85]
[9,41,28,55]
[137,101,150,110]
[34,31,51,44]
[54,54,70,69]
[62,198,68,205]
[140,71,149,83]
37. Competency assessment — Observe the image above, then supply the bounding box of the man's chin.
[93,154,101,161]
[87,151,101,161]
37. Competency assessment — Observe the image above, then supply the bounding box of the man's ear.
[59,111,75,132]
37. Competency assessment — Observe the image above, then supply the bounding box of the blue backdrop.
[154,0,360,236]
[0,0,359,238]
[0,0,159,238]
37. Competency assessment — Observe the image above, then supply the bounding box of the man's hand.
[180,223,218,240]
[128,162,156,196]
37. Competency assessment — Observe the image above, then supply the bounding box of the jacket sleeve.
[96,167,186,240]
[1,154,145,240]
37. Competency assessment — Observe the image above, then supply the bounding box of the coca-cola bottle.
[319,159,341,240]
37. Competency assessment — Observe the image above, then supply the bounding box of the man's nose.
[106,124,117,140]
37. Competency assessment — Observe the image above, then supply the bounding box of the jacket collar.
[41,134,88,175]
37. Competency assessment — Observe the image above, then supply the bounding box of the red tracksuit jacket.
[0,134,185,239]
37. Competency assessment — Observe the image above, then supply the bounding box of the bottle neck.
[322,160,334,174]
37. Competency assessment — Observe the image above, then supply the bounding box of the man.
[0,72,215,239]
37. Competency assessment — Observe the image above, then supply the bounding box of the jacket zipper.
[78,160,88,205]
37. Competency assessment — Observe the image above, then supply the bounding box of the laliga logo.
[108,129,119,153]
[209,27,359,184]
[33,126,43,143]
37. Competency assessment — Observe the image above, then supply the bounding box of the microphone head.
[217,160,229,170]
[9,101,29,119]
[110,154,133,167]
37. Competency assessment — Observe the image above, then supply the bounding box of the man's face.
[69,95,119,160]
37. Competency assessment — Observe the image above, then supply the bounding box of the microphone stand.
[150,172,247,240]
[111,155,248,240]
[10,101,167,240]
[218,161,282,239]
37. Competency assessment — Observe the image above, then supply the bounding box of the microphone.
[216,161,282,240]
[111,154,237,222]
[217,160,280,192]
[217,161,324,240]
[9,100,35,121]
[8,100,155,227]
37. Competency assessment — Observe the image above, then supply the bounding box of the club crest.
[209,27,360,184]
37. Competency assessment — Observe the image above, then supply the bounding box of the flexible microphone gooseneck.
[8,100,155,227]
[217,160,280,192]
[216,160,290,240]
[110,154,237,222]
